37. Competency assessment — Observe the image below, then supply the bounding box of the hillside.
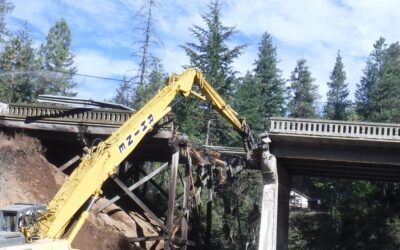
[0,133,161,250]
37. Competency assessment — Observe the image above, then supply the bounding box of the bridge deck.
[269,117,400,182]
[0,103,177,163]
[0,103,173,136]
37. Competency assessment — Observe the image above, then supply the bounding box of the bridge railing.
[1,103,132,125]
[270,117,400,141]
[0,103,173,129]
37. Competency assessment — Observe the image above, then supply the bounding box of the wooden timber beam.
[95,162,169,214]
[129,235,195,247]
[137,165,169,198]
[112,177,168,233]
[164,150,180,250]
[181,155,192,249]
[59,155,81,172]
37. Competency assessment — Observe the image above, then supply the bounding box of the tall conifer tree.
[356,37,400,122]
[324,51,350,120]
[131,56,166,110]
[0,24,36,103]
[112,76,133,108]
[234,72,263,133]
[254,32,285,120]
[179,2,248,248]
[181,0,245,98]
[355,38,386,120]
[39,18,76,96]
[287,59,319,118]
[0,0,13,43]
[179,0,246,144]
[370,42,400,122]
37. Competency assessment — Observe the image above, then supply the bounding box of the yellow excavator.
[0,68,256,249]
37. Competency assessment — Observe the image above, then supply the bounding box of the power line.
[0,68,135,83]
[46,68,135,83]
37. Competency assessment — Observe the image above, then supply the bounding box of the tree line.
[125,1,400,249]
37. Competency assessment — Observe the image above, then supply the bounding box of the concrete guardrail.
[270,117,400,141]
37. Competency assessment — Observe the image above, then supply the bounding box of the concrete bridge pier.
[258,135,292,250]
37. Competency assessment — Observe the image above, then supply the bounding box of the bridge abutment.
[258,137,291,250]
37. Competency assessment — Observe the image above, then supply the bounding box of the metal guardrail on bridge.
[270,117,400,141]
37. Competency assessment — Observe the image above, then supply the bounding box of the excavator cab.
[0,204,45,247]
[0,211,16,233]
[0,203,46,232]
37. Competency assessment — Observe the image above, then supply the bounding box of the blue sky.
[7,0,400,101]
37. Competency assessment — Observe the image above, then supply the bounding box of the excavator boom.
[28,68,255,242]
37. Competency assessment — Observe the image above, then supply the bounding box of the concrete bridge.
[2,104,400,249]
[259,117,400,250]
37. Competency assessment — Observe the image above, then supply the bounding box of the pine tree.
[0,0,13,43]
[287,59,319,118]
[323,51,350,120]
[0,24,36,103]
[112,76,133,108]
[131,56,166,110]
[112,57,165,109]
[370,42,400,122]
[179,0,246,144]
[39,18,77,96]
[234,72,263,134]
[356,38,400,122]
[181,0,245,97]
[355,37,386,121]
[178,1,247,247]
[254,32,285,120]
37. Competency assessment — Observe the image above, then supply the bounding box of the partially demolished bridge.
[0,103,193,249]
[2,104,400,250]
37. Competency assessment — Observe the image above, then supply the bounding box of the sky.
[6,0,400,102]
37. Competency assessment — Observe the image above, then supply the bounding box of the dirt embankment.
[0,134,161,250]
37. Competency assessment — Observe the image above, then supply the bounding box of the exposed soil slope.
[0,134,161,250]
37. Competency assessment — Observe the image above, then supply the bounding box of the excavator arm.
[176,69,255,154]
[29,68,256,243]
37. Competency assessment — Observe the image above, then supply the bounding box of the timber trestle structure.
[60,138,202,249]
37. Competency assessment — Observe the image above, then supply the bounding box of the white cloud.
[75,77,118,101]
[74,49,135,77]
[58,0,132,30]
[153,40,188,73]
[73,50,136,100]
[9,0,56,34]
[7,0,400,103]
[219,0,400,100]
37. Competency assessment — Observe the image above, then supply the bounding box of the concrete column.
[258,141,291,250]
